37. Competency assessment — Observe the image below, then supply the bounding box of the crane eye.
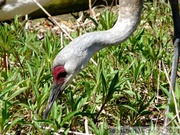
[57,71,66,79]
[55,71,66,84]
[52,66,66,84]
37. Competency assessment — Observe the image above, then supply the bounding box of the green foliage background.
[0,0,180,134]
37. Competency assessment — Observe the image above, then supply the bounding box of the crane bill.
[43,82,63,119]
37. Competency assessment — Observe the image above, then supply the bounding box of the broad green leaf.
[60,110,80,127]
[121,105,138,114]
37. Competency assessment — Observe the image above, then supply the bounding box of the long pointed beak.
[43,82,64,119]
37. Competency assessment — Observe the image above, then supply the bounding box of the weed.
[0,1,179,134]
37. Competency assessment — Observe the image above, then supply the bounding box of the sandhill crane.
[164,0,180,125]
[43,0,144,119]
[43,0,180,126]
[0,0,51,21]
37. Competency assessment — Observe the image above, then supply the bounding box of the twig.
[84,116,89,134]
[162,62,180,124]
[155,60,161,104]
[88,0,95,18]
[33,0,98,66]
[159,111,180,134]
[25,14,29,29]
[32,0,73,41]
[164,0,180,126]
[90,58,98,66]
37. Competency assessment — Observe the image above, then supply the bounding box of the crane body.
[0,0,51,21]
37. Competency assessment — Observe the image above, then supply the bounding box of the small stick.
[84,116,89,134]
[159,111,180,134]
[164,0,180,126]
[33,0,98,66]
[32,0,73,41]
[162,61,180,125]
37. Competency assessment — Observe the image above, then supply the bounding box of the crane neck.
[52,0,144,70]
[87,0,144,53]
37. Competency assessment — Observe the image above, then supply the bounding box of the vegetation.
[0,0,180,134]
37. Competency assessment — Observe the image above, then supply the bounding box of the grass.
[0,0,180,134]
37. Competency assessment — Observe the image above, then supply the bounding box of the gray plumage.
[43,0,144,119]
[53,0,143,86]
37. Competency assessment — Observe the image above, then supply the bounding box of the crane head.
[43,66,66,119]
[43,35,91,119]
